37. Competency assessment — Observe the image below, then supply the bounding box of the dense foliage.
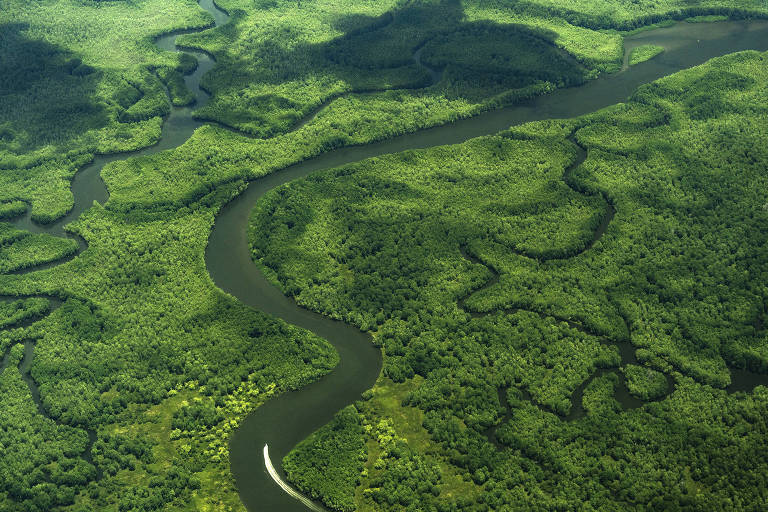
[0,297,50,330]
[0,0,211,221]
[251,51,768,510]
[623,365,669,400]
[629,44,665,66]
[0,222,78,272]
[0,204,339,510]
[175,0,768,141]
[2,0,767,508]
[176,0,622,137]
[0,343,94,512]
[283,406,366,512]
[497,0,768,30]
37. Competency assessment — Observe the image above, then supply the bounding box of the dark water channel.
[1,0,229,489]
[1,4,767,511]
[217,19,768,512]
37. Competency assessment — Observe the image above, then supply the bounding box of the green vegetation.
[419,22,587,99]
[0,201,340,511]
[0,223,78,273]
[0,297,50,330]
[353,378,481,511]
[251,50,768,510]
[0,0,212,221]
[283,406,366,512]
[0,343,95,512]
[177,0,623,137]
[580,373,621,416]
[686,14,730,23]
[623,365,669,400]
[629,44,665,66]
[156,67,197,107]
[2,0,768,508]
[0,200,27,220]
[461,2,623,72]
[498,0,768,30]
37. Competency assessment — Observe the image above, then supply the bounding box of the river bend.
[0,5,766,511]
[215,18,768,512]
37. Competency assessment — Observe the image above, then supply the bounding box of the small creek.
[0,5,765,511]
[0,0,229,488]
[217,19,768,511]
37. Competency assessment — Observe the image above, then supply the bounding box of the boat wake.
[263,444,325,512]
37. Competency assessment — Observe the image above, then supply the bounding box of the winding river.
[1,2,767,510]
[217,18,768,511]
[0,0,230,484]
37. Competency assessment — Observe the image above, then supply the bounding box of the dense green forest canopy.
[628,43,665,66]
[2,0,767,220]
[1,0,767,509]
[0,0,213,221]
[176,0,768,136]
[176,0,610,137]
[250,51,768,510]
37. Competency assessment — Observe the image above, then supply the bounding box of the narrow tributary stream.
[217,19,768,511]
[0,6,766,511]
[0,0,230,487]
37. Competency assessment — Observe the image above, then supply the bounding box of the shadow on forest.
[457,130,768,446]
[0,23,108,149]
[198,0,587,136]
